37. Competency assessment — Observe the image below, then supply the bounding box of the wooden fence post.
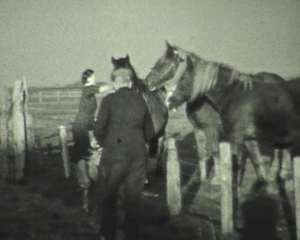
[293,157,300,240]
[22,77,35,183]
[58,125,70,178]
[220,142,234,234]
[12,80,27,182]
[166,138,181,216]
[0,88,9,181]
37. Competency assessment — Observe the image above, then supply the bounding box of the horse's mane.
[126,66,149,93]
[174,46,254,101]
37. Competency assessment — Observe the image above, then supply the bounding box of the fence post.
[22,77,35,183]
[166,137,181,216]
[0,88,9,181]
[58,125,70,178]
[293,157,300,240]
[12,80,27,182]
[220,142,234,234]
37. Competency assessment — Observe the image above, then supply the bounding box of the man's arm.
[93,96,110,147]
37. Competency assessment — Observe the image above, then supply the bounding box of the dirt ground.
[0,106,297,240]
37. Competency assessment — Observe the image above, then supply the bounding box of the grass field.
[0,96,296,239]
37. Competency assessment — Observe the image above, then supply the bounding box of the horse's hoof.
[144,180,151,189]
[142,190,159,197]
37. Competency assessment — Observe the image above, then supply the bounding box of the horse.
[111,55,169,176]
[145,41,300,185]
[176,70,285,184]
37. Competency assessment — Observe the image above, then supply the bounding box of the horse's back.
[254,72,285,83]
[285,77,300,107]
[225,81,300,146]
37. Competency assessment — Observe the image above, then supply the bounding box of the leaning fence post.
[58,125,70,178]
[293,157,300,240]
[220,142,234,234]
[21,77,35,184]
[0,88,9,181]
[166,137,181,216]
[12,80,27,182]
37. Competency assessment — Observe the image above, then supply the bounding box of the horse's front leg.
[152,133,167,178]
[244,140,267,179]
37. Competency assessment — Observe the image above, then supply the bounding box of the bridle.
[161,53,189,105]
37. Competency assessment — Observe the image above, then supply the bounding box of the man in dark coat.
[93,68,156,240]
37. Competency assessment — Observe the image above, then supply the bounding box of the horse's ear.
[186,56,194,71]
[111,57,117,66]
[125,54,131,65]
[165,40,174,55]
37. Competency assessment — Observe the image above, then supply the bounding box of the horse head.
[110,54,140,87]
[166,56,195,110]
[146,41,188,91]
[111,54,131,70]
[146,41,194,109]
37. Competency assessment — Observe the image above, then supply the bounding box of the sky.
[0,0,300,88]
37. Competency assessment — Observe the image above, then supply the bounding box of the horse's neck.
[216,65,235,87]
[132,77,148,94]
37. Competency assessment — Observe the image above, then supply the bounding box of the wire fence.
[1,83,298,239]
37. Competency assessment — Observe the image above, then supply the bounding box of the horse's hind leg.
[238,146,249,187]
[244,140,267,179]
[278,149,293,191]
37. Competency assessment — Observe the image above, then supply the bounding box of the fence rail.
[29,88,81,103]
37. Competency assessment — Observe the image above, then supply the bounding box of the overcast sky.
[0,0,300,88]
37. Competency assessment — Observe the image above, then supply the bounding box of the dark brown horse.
[146,42,300,183]
[184,71,285,184]
[111,55,169,175]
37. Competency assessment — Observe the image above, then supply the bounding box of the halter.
[163,51,188,89]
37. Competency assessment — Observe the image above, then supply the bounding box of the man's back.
[93,87,155,164]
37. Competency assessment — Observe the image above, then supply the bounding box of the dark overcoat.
[93,87,155,165]
[93,87,156,240]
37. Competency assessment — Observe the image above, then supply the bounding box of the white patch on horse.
[165,84,177,107]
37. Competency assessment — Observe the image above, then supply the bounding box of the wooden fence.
[0,81,110,183]
[0,78,35,183]
[166,138,300,239]
[28,87,82,103]
[1,79,300,239]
